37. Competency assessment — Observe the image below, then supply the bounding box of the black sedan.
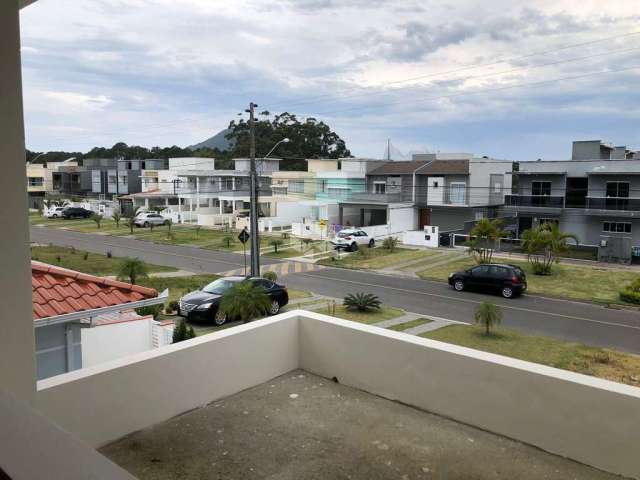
[61,207,93,219]
[448,264,527,299]
[177,276,289,325]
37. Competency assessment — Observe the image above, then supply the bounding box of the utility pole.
[247,102,260,277]
[387,138,391,161]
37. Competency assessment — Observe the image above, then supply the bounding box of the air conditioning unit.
[600,239,608,247]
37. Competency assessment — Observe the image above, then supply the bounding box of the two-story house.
[504,140,640,264]
[338,153,512,234]
[26,158,79,208]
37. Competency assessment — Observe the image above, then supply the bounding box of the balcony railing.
[586,196,640,211]
[349,191,411,203]
[504,194,564,208]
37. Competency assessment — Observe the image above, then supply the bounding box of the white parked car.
[331,229,374,251]
[45,206,66,218]
[134,212,169,228]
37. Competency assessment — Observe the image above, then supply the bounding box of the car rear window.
[337,231,354,238]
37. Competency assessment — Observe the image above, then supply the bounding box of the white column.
[219,201,223,214]
[0,0,36,403]
[196,177,200,213]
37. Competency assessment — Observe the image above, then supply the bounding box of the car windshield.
[337,231,354,238]
[202,278,238,294]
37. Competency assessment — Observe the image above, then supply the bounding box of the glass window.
[532,181,551,196]
[472,266,489,276]
[374,182,386,194]
[606,182,629,198]
[603,222,610,232]
[449,183,467,204]
[202,279,238,294]
[603,222,632,233]
[289,180,304,193]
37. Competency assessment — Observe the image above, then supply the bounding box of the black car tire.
[368,239,375,248]
[164,220,170,225]
[52,214,58,218]
[501,286,514,299]
[213,309,227,326]
[143,221,150,228]
[453,279,464,291]
[269,299,281,315]
[350,242,358,252]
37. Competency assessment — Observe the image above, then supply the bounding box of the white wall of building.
[388,205,417,233]
[169,157,215,171]
[274,201,315,223]
[81,320,154,368]
[403,226,439,247]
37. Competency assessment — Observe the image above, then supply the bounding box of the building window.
[603,222,631,233]
[531,181,551,196]
[606,182,629,198]
[449,182,467,204]
[289,180,304,194]
[539,218,559,226]
[221,178,233,190]
[28,177,43,187]
[387,176,401,193]
[374,182,386,194]
[141,161,146,170]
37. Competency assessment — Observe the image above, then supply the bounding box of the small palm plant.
[474,301,502,335]
[343,292,381,312]
[382,236,399,252]
[92,213,103,229]
[218,280,271,323]
[222,233,234,248]
[117,257,149,285]
[263,271,278,282]
[126,215,136,234]
[270,238,284,253]
[112,210,121,228]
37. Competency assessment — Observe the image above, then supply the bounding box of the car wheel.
[453,279,464,291]
[143,221,150,228]
[213,309,227,326]
[52,214,58,218]
[163,220,169,225]
[350,242,358,252]
[269,299,281,315]
[501,286,514,299]
[368,239,375,248]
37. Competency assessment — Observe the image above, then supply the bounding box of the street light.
[263,138,290,159]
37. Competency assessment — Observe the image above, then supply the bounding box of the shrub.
[343,292,381,312]
[70,246,76,255]
[92,213,103,229]
[166,300,179,313]
[382,236,399,252]
[106,250,112,258]
[270,239,284,253]
[282,232,290,240]
[465,218,506,264]
[263,271,278,282]
[522,223,578,275]
[620,278,640,304]
[136,304,162,319]
[474,301,502,335]
[112,210,121,228]
[117,257,149,285]
[357,247,371,259]
[222,233,234,248]
[55,255,62,264]
[218,280,271,323]
[83,252,89,260]
[172,319,196,343]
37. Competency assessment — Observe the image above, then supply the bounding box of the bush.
[106,250,112,258]
[263,271,278,282]
[382,236,399,252]
[165,300,179,313]
[474,301,502,335]
[172,319,196,343]
[83,252,89,260]
[70,246,76,254]
[136,304,163,319]
[282,232,290,240]
[270,239,284,253]
[531,262,551,275]
[343,292,381,312]
[55,255,62,263]
[620,278,640,304]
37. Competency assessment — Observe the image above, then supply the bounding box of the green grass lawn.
[311,303,404,324]
[416,256,638,304]
[287,289,313,300]
[31,246,176,276]
[388,318,433,331]
[138,274,220,303]
[318,247,437,270]
[422,325,640,388]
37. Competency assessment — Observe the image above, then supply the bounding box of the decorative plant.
[465,218,506,264]
[474,301,502,335]
[382,236,399,252]
[218,281,271,323]
[270,239,284,253]
[126,215,136,234]
[166,300,180,314]
[222,233,234,248]
[620,278,640,305]
[343,292,381,312]
[521,223,578,275]
[112,210,121,228]
[117,257,149,285]
[83,252,89,260]
[106,250,112,258]
[172,319,196,343]
[92,213,103,229]
[263,271,278,282]
[136,304,162,319]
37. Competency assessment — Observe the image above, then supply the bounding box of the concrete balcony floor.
[100,370,616,480]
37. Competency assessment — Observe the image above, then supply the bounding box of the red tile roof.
[32,262,158,320]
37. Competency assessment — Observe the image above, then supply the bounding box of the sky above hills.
[20,0,640,160]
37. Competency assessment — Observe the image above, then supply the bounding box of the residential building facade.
[505,140,640,263]
[26,158,79,208]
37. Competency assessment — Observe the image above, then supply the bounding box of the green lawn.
[30,246,176,276]
[388,318,433,331]
[312,303,404,324]
[422,325,640,388]
[318,247,437,270]
[288,289,313,300]
[416,256,638,304]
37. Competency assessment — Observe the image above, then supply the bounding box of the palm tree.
[92,213,103,229]
[218,281,271,323]
[466,218,506,264]
[117,257,149,285]
[112,210,121,228]
[222,233,234,248]
[474,301,502,335]
[343,292,381,312]
[522,223,578,275]
[125,215,136,234]
[270,238,284,253]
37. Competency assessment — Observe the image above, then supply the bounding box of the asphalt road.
[31,226,640,354]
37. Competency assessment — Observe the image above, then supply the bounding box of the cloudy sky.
[20,0,640,160]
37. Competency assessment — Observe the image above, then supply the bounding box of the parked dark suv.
[178,276,289,325]
[61,207,93,219]
[448,264,527,299]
